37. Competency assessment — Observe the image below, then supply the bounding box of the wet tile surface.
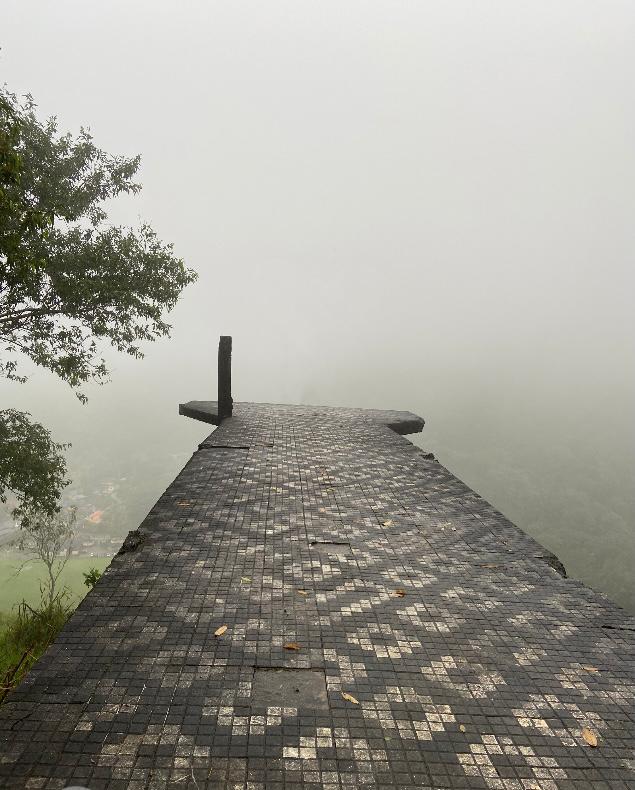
[251,669,329,710]
[1,402,634,789]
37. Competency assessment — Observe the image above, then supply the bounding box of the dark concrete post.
[218,336,233,419]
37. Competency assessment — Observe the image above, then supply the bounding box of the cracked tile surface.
[1,402,634,789]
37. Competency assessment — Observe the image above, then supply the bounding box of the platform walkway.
[1,402,634,789]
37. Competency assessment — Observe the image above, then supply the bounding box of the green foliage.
[0,409,68,520]
[0,88,197,388]
[82,567,102,588]
[0,87,197,526]
[0,588,73,703]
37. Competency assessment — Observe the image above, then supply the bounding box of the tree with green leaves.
[0,88,197,526]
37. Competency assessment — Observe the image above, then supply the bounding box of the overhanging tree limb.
[0,87,198,526]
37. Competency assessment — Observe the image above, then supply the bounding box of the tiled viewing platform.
[1,402,634,789]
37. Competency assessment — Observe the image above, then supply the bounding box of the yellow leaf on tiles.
[297,590,309,596]
[283,642,301,651]
[581,665,600,672]
[214,625,228,637]
[383,520,393,527]
[240,577,251,583]
[341,691,359,704]
[459,724,466,733]
[393,589,406,597]
[581,727,598,747]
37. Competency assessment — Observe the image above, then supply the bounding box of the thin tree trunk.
[47,562,55,607]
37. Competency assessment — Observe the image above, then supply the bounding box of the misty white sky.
[1,2,634,604]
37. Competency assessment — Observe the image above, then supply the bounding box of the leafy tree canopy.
[0,408,68,523]
[0,88,197,525]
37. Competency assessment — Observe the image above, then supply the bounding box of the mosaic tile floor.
[1,402,634,789]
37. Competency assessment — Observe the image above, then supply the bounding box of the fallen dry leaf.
[214,625,228,637]
[581,665,600,673]
[297,590,309,596]
[382,520,393,527]
[283,642,301,651]
[240,577,251,583]
[581,727,598,747]
[478,563,501,569]
[393,589,406,597]
[341,691,359,704]
[459,724,466,733]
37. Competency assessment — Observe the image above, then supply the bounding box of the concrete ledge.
[180,400,425,435]
[179,400,221,425]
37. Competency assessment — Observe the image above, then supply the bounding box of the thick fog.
[1,1,634,609]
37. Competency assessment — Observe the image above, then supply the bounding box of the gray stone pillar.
[218,335,233,419]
